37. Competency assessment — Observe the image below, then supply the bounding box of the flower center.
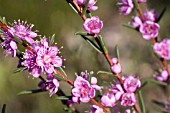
[44,55,51,64]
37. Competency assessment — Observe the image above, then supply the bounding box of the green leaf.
[97,70,112,75]
[56,96,70,100]
[13,67,27,73]
[18,89,43,95]
[81,35,102,53]
[86,10,92,18]
[136,81,148,92]
[83,0,90,15]
[53,74,66,81]
[13,36,23,44]
[0,17,7,24]
[1,104,6,113]
[75,32,94,36]
[133,0,139,9]
[50,34,55,45]
[152,100,166,108]
[98,35,108,54]
[114,45,120,59]
[57,67,67,77]
[122,24,136,30]
[138,91,146,113]
[156,7,166,23]
[148,79,167,86]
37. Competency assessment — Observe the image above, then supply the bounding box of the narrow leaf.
[138,91,146,113]
[98,35,108,54]
[83,0,90,15]
[56,96,70,100]
[133,0,139,9]
[152,100,166,108]
[97,71,112,75]
[57,67,67,77]
[1,104,6,113]
[18,89,43,95]
[156,7,166,23]
[114,45,120,59]
[86,10,92,18]
[75,32,94,36]
[50,34,55,45]
[53,74,66,81]
[13,67,27,73]
[148,79,167,86]
[136,81,148,92]
[122,24,136,30]
[81,35,102,53]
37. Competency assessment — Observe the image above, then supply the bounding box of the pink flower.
[144,9,158,22]
[101,92,116,107]
[117,0,134,15]
[72,74,101,103]
[89,105,103,113]
[76,0,98,11]
[83,16,103,34]
[130,16,143,28]
[155,69,168,82]
[23,37,62,77]
[110,84,124,100]
[121,93,136,106]
[123,75,141,93]
[153,39,170,60]
[39,75,59,96]
[8,20,37,44]
[111,58,122,74]
[139,21,160,40]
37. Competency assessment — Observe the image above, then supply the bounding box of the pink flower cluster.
[76,0,98,11]
[23,37,63,78]
[0,20,37,57]
[153,39,170,60]
[155,69,168,82]
[72,71,102,103]
[117,0,147,15]
[130,9,160,40]
[101,75,141,107]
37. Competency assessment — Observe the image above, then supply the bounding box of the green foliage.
[114,45,120,59]
[56,96,70,100]
[13,67,27,73]
[138,91,146,113]
[18,89,43,95]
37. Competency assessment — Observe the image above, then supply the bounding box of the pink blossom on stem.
[111,58,122,74]
[144,9,158,22]
[8,20,37,44]
[110,84,124,100]
[155,69,168,82]
[72,73,101,103]
[121,93,137,106]
[101,91,116,107]
[83,16,103,34]
[130,16,143,28]
[123,75,141,93]
[23,37,62,77]
[76,0,98,11]
[139,21,160,40]
[117,0,134,15]
[153,39,170,60]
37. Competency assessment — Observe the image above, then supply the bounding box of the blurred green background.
[0,0,170,113]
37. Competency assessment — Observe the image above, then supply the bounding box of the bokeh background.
[0,0,170,113]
